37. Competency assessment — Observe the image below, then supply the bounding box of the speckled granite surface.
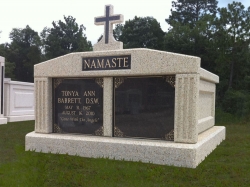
[26,126,225,168]
[34,49,201,77]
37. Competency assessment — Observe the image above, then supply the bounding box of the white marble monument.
[25,5,225,168]
[0,56,7,125]
[0,56,35,124]
[4,78,35,122]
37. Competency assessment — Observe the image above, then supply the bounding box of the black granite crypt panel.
[53,78,103,135]
[114,76,175,140]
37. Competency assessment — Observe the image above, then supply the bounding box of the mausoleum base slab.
[6,115,35,122]
[25,126,225,168]
[0,117,7,125]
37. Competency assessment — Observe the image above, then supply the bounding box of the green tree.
[214,2,250,90]
[117,16,165,50]
[165,0,218,71]
[5,61,16,79]
[212,2,250,117]
[0,44,6,56]
[166,0,218,26]
[0,44,15,79]
[97,24,123,43]
[113,24,124,41]
[41,15,92,60]
[3,25,41,82]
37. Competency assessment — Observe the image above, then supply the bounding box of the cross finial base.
[93,38,123,51]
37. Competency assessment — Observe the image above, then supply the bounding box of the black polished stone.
[53,78,103,135]
[114,77,175,140]
[82,55,131,71]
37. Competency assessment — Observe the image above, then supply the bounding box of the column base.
[0,117,8,125]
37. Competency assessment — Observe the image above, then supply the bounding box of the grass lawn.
[0,120,249,187]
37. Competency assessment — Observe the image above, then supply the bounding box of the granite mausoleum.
[25,5,225,168]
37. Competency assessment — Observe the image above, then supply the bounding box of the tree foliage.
[221,89,250,118]
[41,15,92,60]
[214,2,250,91]
[117,16,165,50]
[166,0,218,26]
[113,24,124,41]
[0,44,16,79]
[2,25,41,82]
[97,23,124,43]
[165,0,250,117]
[0,16,92,82]
[5,61,16,79]
[165,0,218,71]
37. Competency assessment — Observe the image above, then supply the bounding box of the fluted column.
[174,74,199,143]
[35,77,52,133]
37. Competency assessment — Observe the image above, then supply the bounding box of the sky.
[0,0,250,46]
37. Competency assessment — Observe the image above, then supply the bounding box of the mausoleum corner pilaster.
[35,77,52,133]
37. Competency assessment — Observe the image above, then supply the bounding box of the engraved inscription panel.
[82,55,131,71]
[114,77,175,140]
[53,78,103,135]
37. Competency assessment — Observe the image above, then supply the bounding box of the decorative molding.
[165,76,175,88]
[165,129,174,141]
[114,126,124,137]
[94,126,104,136]
[114,77,125,88]
[95,78,104,88]
[53,123,63,133]
[54,79,63,89]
